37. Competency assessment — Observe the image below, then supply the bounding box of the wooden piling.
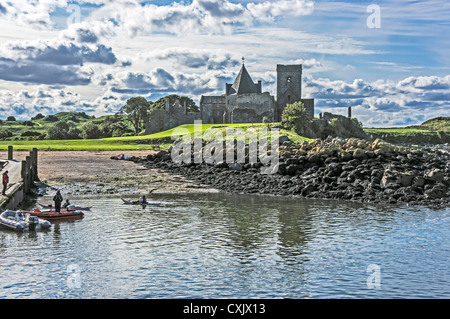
[7,146,13,160]
[25,156,31,193]
[30,148,39,181]
[32,148,38,181]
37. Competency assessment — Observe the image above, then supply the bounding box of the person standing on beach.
[53,190,63,213]
[2,171,9,195]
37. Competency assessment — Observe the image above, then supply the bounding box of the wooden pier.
[0,146,39,210]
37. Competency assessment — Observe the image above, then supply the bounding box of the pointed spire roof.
[228,64,260,95]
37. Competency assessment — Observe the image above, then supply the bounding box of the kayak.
[121,198,162,207]
[26,208,84,220]
[0,210,51,231]
[39,203,92,211]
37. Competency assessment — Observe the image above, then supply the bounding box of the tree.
[97,115,132,137]
[6,116,16,121]
[31,113,45,120]
[153,94,199,112]
[119,97,151,135]
[47,121,81,140]
[281,101,307,131]
[80,122,102,139]
[0,129,13,140]
[43,114,58,122]
[23,121,35,127]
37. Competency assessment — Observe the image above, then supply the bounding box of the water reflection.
[0,192,448,298]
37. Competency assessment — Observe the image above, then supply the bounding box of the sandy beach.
[0,150,218,196]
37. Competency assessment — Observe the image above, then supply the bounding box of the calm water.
[0,193,449,299]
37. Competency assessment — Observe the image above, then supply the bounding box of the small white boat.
[0,210,51,231]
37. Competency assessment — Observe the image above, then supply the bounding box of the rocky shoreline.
[131,137,450,208]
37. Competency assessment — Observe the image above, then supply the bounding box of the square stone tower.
[276,64,303,121]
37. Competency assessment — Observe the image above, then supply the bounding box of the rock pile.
[132,137,450,207]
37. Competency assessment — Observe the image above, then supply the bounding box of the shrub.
[0,129,13,139]
[31,113,45,121]
[43,115,58,122]
[47,121,81,140]
[80,122,102,139]
[21,131,42,137]
[23,121,35,127]
[281,101,307,131]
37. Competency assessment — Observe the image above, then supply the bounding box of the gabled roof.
[228,64,260,95]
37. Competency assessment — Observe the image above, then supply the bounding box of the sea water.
[0,193,448,298]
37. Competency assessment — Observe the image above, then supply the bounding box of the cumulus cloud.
[90,0,315,36]
[305,74,450,127]
[397,75,450,92]
[100,67,235,99]
[247,0,315,21]
[144,48,240,70]
[0,86,127,120]
[0,57,91,85]
[0,32,123,85]
[0,0,68,28]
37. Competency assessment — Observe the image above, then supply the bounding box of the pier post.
[25,156,31,193]
[7,146,13,160]
[33,148,38,180]
[31,148,39,181]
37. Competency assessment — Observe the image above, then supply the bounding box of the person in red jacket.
[2,171,9,195]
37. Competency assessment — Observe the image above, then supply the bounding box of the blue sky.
[0,0,448,127]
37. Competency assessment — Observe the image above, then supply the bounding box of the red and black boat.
[26,208,84,220]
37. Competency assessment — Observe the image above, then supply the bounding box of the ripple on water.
[1,193,449,298]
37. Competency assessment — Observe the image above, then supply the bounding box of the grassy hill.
[0,122,312,151]
[410,116,450,132]
[2,111,447,151]
[0,112,94,140]
[364,117,449,144]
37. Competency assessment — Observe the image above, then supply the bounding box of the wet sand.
[0,150,218,196]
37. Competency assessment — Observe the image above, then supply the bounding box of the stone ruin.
[145,61,315,134]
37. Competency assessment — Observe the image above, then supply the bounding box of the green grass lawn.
[363,118,449,144]
[0,123,312,151]
[364,127,431,134]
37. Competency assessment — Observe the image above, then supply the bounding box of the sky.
[0,0,448,127]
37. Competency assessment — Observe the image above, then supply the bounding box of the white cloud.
[105,67,235,99]
[0,27,127,85]
[308,74,450,127]
[0,0,68,28]
[247,0,314,21]
[142,47,240,70]
[88,0,315,36]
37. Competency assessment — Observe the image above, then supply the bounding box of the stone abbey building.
[145,62,314,134]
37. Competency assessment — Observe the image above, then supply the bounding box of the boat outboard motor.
[16,211,24,221]
[28,216,39,231]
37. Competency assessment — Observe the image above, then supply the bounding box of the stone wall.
[200,95,226,124]
[145,104,200,134]
[226,92,275,123]
[300,98,314,118]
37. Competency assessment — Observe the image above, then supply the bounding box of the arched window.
[287,95,291,104]
[287,76,292,83]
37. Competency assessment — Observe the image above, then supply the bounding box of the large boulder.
[425,169,444,183]
[424,184,447,199]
